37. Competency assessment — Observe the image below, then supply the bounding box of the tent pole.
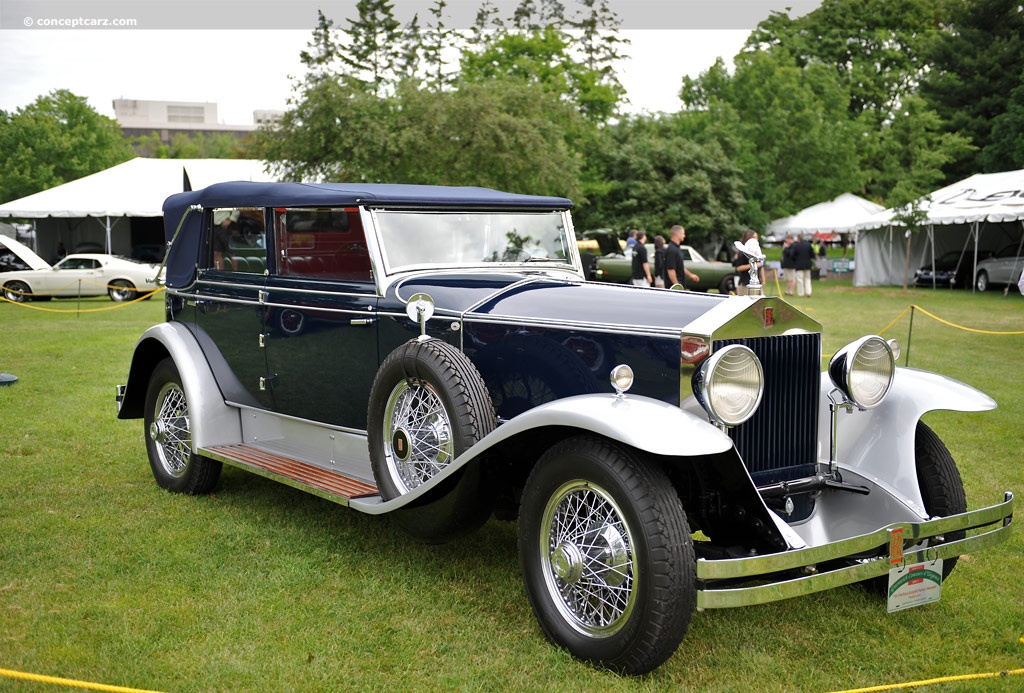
[105,216,112,254]
[971,221,979,293]
[927,225,935,289]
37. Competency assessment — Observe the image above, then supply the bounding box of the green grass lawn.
[1,283,1022,692]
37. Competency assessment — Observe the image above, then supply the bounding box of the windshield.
[375,210,576,273]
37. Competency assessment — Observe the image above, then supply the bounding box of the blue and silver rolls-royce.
[116,182,1013,674]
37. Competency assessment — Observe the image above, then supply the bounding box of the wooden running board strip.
[202,443,378,505]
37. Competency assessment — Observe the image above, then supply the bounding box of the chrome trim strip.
[463,313,684,339]
[696,492,1014,609]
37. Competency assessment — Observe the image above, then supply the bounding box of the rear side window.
[208,208,267,274]
[274,208,372,283]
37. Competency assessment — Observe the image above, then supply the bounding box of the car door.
[193,208,274,409]
[262,207,379,429]
[42,256,104,297]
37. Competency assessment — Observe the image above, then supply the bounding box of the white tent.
[0,158,275,260]
[853,170,1024,287]
[767,193,885,236]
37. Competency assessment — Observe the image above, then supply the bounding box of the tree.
[745,0,940,117]
[984,68,1024,171]
[460,26,622,122]
[574,115,746,249]
[920,0,1024,178]
[130,131,251,159]
[0,89,134,204]
[679,50,864,229]
[420,0,457,90]
[339,0,403,94]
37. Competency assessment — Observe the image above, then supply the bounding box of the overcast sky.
[0,1,822,125]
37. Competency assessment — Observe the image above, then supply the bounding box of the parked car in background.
[116,182,1013,675]
[585,230,737,293]
[1,253,163,302]
[913,249,984,289]
[0,235,49,274]
[974,243,1024,292]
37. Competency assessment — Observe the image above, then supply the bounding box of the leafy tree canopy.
[0,89,134,204]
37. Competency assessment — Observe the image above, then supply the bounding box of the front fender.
[819,366,996,515]
[350,393,734,515]
[117,322,242,450]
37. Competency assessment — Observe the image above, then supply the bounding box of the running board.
[201,443,379,507]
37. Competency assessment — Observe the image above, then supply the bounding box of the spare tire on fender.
[367,338,497,542]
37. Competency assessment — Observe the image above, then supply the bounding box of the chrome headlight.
[828,335,894,409]
[693,345,764,427]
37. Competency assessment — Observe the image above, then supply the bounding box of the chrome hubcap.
[383,379,454,492]
[541,481,637,636]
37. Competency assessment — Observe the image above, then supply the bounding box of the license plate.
[887,559,943,613]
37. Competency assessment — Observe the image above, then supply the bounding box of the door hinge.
[258,375,278,391]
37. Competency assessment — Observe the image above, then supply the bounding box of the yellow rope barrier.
[828,667,1024,693]
[0,667,166,693]
[907,304,1024,336]
[0,288,163,313]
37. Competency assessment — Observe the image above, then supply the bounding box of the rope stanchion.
[0,667,166,693]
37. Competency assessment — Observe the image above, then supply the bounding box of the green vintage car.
[583,231,739,293]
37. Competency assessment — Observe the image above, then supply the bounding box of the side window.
[57,257,100,270]
[273,207,372,283]
[209,208,267,274]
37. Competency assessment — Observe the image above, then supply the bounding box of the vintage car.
[1,252,163,302]
[116,182,1014,675]
[974,243,1024,292]
[584,229,738,293]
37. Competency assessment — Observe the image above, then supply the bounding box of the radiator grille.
[715,333,821,485]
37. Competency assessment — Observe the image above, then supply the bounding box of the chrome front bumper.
[696,491,1014,609]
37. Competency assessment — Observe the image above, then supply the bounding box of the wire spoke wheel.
[143,358,221,495]
[150,381,192,478]
[383,379,454,492]
[542,480,636,636]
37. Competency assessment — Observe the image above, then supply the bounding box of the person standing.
[791,234,815,297]
[663,224,700,289]
[781,235,797,295]
[653,235,666,288]
[630,230,653,287]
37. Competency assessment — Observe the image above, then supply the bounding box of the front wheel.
[915,421,967,580]
[108,279,137,302]
[975,271,989,292]
[144,358,221,494]
[3,280,31,302]
[518,435,695,675]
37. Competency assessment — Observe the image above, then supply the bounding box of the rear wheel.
[108,279,137,302]
[518,435,695,675]
[3,280,31,302]
[718,274,737,294]
[975,271,989,292]
[144,358,221,494]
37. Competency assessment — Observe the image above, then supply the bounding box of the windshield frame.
[369,208,583,280]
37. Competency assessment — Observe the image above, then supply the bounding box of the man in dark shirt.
[791,234,815,297]
[662,225,700,289]
[630,230,652,286]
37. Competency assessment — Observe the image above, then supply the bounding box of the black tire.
[975,270,989,292]
[718,274,738,294]
[518,435,695,675]
[144,358,222,494]
[3,280,31,303]
[915,421,967,580]
[367,339,497,541]
[108,279,137,302]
